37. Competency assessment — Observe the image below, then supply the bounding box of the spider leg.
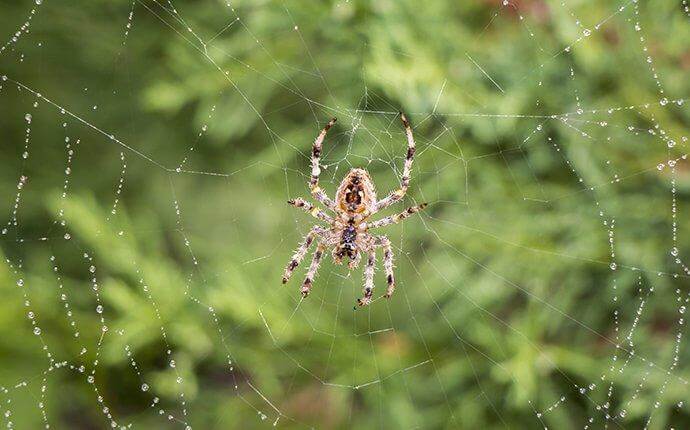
[357,251,376,306]
[287,198,334,224]
[376,236,396,299]
[375,112,416,212]
[282,226,324,284]
[301,242,326,297]
[309,117,338,211]
[368,203,428,229]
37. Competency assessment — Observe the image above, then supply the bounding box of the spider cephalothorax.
[336,222,358,262]
[283,113,427,306]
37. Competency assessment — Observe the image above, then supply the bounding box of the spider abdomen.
[335,168,377,214]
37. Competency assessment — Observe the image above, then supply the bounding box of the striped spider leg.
[287,198,334,224]
[354,234,397,306]
[301,242,327,297]
[358,250,376,306]
[372,112,417,214]
[309,117,338,211]
[282,225,327,285]
[377,236,397,299]
[367,203,428,229]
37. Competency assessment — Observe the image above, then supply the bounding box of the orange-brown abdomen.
[335,168,377,214]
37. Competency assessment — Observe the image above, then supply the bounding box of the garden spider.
[282,113,427,306]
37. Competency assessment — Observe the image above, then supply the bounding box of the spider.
[282,113,427,306]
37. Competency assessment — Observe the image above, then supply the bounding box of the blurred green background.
[1,0,690,428]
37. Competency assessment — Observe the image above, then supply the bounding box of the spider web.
[1,0,689,428]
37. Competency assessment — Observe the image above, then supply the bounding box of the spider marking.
[283,113,427,306]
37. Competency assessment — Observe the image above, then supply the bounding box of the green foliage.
[1,0,689,428]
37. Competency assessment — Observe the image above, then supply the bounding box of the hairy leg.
[357,251,376,306]
[282,226,324,284]
[309,118,338,211]
[301,242,326,297]
[377,236,396,298]
[368,203,428,229]
[375,113,416,212]
[287,198,334,224]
